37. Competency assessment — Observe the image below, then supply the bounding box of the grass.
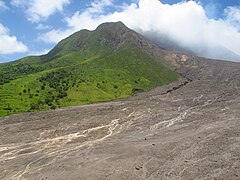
[0,23,180,117]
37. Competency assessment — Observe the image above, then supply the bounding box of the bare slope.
[0,53,240,179]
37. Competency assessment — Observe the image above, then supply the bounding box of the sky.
[0,0,240,63]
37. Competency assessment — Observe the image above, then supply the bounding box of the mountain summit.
[42,22,165,61]
[0,22,179,116]
[2,23,240,180]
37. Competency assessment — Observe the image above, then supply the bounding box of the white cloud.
[11,0,24,6]
[40,28,74,44]
[225,6,240,28]
[41,0,240,60]
[11,0,70,22]
[36,23,51,30]
[89,0,113,13]
[40,0,116,43]
[0,0,8,10]
[0,24,28,54]
[28,48,50,56]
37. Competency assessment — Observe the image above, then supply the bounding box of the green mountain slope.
[0,22,180,117]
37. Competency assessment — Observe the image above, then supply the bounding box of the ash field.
[1,54,240,180]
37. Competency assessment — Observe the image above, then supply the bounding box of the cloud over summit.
[41,0,240,61]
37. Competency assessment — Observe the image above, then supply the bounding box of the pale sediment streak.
[150,95,219,130]
[7,110,143,180]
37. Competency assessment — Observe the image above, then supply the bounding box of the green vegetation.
[0,23,180,117]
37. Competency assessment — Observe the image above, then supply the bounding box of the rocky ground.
[0,54,240,180]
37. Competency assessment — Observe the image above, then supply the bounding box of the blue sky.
[0,0,240,62]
